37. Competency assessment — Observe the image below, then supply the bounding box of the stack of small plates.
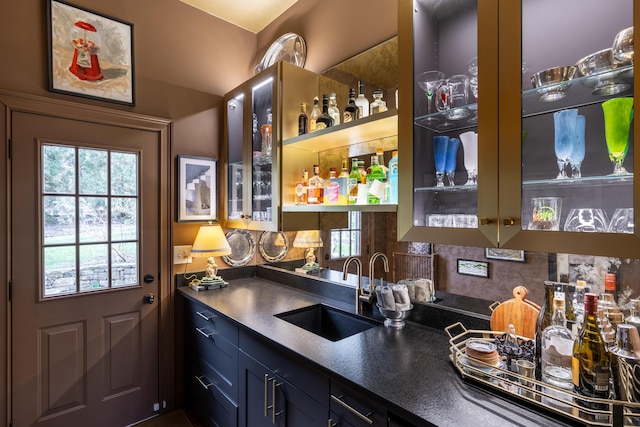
[465,340,500,367]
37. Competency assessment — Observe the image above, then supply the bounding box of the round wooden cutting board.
[489,286,540,339]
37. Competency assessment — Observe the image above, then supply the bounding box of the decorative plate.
[258,231,289,263]
[255,33,306,74]
[222,229,255,267]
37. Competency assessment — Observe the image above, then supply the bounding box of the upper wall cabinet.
[222,62,318,231]
[398,0,640,258]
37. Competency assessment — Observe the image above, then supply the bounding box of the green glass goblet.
[602,97,634,175]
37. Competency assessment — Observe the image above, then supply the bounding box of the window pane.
[111,198,138,241]
[43,195,76,245]
[112,242,137,287]
[80,244,109,292]
[111,152,138,196]
[44,246,76,296]
[79,148,108,195]
[351,231,360,256]
[42,145,75,194]
[330,230,340,259]
[79,197,108,243]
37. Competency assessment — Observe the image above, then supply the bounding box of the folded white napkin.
[376,285,396,311]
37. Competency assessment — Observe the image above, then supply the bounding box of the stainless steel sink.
[275,304,379,341]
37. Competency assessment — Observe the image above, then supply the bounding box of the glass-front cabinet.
[398,0,640,258]
[222,62,318,231]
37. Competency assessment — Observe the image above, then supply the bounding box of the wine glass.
[416,71,446,121]
[602,97,634,175]
[445,138,460,186]
[459,131,478,185]
[553,109,578,179]
[570,115,586,178]
[468,57,479,123]
[433,136,449,187]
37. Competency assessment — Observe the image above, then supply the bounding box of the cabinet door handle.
[328,419,337,427]
[502,217,518,226]
[331,394,374,424]
[195,375,212,390]
[195,327,216,339]
[479,217,493,226]
[264,374,272,417]
[272,379,282,424]
[196,310,216,321]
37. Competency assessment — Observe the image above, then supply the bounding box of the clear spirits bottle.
[535,282,555,380]
[366,155,385,204]
[370,89,387,115]
[328,93,341,126]
[309,96,321,132]
[315,95,334,130]
[388,151,398,204]
[298,102,308,135]
[260,108,272,157]
[343,88,359,123]
[324,167,340,205]
[541,297,574,390]
[355,81,369,118]
[357,159,367,184]
[294,169,308,205]
[306,164,324,204]
[348,158,360,205]
[573,293,611,407]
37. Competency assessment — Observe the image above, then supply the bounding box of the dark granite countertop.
[178,276,577,427]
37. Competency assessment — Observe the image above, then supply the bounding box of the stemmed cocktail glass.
[445,138,460,186]
[602,97,633,175]
[569,115,586,178]
[417,71,445,123]
[553,109,578,178]
[433,136,449,187]
[460,131,478,185]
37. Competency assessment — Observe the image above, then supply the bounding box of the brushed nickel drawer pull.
[331,394,374,424]
[272,379,282,424]
[195,327,216,338]
[264,374,272,417]
[328,420,336,427]
[196,310,216,321]
[195,375,212,390]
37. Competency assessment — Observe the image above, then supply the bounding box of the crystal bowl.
[575,48,631,95]
[612,26,634,65]
[530,66,577,102]
[377,304,413,329]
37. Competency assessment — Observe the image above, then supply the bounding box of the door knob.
[144,293,155,304]
[143,274,155,284]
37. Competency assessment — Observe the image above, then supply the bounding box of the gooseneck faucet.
[368,252,389,295]
[342,256,364,312]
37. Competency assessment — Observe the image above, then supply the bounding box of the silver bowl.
[612,26,634,65]
[530,66,577,102]
[575,48,631,96]
[377,304,413,329]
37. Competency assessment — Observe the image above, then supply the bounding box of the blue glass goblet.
[433,136,449,187]
[553,109,578,179]
[570,115,586,178]
[445,137,460,186]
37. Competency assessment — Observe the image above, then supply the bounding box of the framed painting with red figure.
[47,0,135,106]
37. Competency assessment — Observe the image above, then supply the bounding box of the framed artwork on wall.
[485,248,525,262]
[457,259,490,278]
[47,0,135,105]
[177,155,218,222]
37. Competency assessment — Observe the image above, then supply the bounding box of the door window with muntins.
[41,143,140,298]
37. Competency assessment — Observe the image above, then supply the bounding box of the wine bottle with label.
[315,95,334,130]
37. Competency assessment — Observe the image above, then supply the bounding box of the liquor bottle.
[388,151,398,204]
[573,293,611,407]
[604,273,618,303]
[298,102,308,135]
[328,93,341,126]
[309,96,321,132]
[357,159,367,184]
[315,95,334,130]
[348,158,360,205]
[376,147,389,179]
[370,89,388,115]
[541,297,574,390]
[261,108,272,157]
[535,281,555,380]
[339,158,349,178]
[572,280,590,335]
[306,164,324,204]
[564,284,576,331]
[324,167,340,205]
[355,81,369,118]
[343,88,359,123]
[294,169,309,205]
[366,155,385,204]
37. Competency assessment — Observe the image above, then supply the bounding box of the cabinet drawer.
[239,329,329,406]
[330,380,387,426]
[186,361,238,427]
[185,324,238,402]
[184,298,238,346]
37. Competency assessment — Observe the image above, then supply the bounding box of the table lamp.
[189,223,232,291]
[292,230,323,273]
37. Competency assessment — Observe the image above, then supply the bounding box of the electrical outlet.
[173,245,192,264]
